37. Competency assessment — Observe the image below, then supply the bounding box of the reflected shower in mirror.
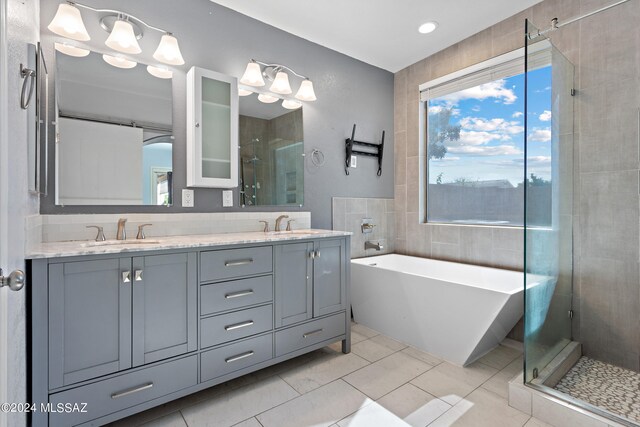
[54,49,173,206]
[239,92,304,206]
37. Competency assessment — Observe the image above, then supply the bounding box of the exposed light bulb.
[105,19,142,54]
[240,62,265,87]
[102,54,137,69]
[47,3,90,41]
[270,71,292,95]
[257,93,278,104]
[153,33,185,65]
[295,79,317,101]
[54,42,90,57]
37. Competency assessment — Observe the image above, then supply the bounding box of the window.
[423,50,552,226]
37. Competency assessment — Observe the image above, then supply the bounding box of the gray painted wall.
[38,0,394,229]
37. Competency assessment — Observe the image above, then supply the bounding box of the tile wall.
[331,197,395,258]
[395,0,640,369]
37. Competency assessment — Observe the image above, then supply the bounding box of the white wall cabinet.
[186,67,238,188]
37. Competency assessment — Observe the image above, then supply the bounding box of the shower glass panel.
[523,19,575,383]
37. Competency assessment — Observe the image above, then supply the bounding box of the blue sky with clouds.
[428,66,552,185]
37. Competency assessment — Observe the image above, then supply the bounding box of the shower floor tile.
[554,356,640,423]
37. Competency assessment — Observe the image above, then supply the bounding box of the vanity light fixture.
[54,42,90,57]
[418,21,439,34]
[282,99,302,110]
[105,18,141,54]
[240,61,265,87]
[48,1,185,65]
[47,3,91,41]
[270,71,292,95]
[238,87,253,96]
[257,93,279,104]
[102,54,137,69]
[240,59,317,101]
[147,65,173,79]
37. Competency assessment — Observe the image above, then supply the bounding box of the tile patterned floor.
[110,323,552,427]
[554,356,640,424]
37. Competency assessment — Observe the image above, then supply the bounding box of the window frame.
[419,44,551,228]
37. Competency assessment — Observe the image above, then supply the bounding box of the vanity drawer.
[48,355,197,427]
[275,312,346,357]
[201,275,273,316]
[200,246,272,282]
[201,333,273,382]
[201,304,273,349]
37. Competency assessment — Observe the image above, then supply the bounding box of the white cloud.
[439,79,517,105]
[539,110,552,121]
[428,105,444,114]
[527,155,551,165]
[529,128,551,142]
[454,131,504,146]
[512,111,523,118]
[448,145,522,156]
[459,117,524,134]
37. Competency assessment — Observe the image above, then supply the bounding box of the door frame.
[0,0,10,424]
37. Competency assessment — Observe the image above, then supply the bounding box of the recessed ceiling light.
[418,21,438,34]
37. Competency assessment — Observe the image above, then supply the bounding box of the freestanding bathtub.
[351,254,525,366]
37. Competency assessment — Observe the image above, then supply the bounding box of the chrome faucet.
[365,241,384,251]
[116,218,127,240]
[275,215,289,232]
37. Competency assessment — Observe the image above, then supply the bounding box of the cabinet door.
[49,258,132,389]
[313,239,347,317]
[187,66,238,188]
[275,242,313,327]
[132,253,197,366]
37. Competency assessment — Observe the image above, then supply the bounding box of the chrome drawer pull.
[225,320,254,331]
[225,289,254,299]
[224,258,254,267]
[303,328,323,338]
[111,382,153,399]
[225,351,254,363]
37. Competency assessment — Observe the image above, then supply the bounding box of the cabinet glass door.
[187,67,238,188]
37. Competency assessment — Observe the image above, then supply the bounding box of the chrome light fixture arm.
[67,1,169,34]
[251,59,309,81]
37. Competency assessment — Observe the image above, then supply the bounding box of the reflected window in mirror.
[54,49,173,206]
[239,93,304,207]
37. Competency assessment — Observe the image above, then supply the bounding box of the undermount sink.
[80,239,162,247]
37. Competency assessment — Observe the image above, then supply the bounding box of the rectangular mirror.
[238,94,304,206]
[54,49,173,206]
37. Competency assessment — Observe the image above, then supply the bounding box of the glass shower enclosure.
[523,19,575,384]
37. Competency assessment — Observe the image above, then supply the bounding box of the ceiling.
[211,0,540,72]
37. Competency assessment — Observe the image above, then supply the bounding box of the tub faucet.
[275,215,289,232]
[116,218,127,240]
[365,241,384,251]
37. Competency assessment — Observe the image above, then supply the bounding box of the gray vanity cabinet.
[132,253,198,366]
[30,235,349,426]
[275,238,347,327]
[275,241,314,327]
[48,253,197,390]
[313,239,347,317]
[49,258,133,389]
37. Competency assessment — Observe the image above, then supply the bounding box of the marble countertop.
[26,229,352,259]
